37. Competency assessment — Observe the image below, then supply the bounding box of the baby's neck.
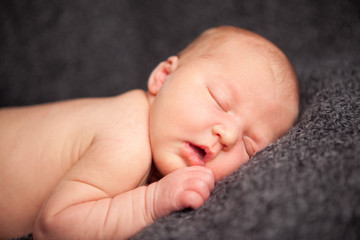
[146,91,156,109]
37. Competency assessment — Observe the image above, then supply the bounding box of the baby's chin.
[153,154,188,176]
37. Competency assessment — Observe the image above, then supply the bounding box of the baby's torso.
[0,89,152,238]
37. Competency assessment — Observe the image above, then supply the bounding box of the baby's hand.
[148,166,215,220]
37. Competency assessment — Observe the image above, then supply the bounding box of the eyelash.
[208,88,227,112]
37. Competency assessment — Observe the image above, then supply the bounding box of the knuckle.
[192,178,208,190]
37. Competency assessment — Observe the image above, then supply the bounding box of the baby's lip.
[182,142,215,166]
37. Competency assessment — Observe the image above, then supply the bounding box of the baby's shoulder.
[94,89,151,148]
[107,89,150,126]
[93,90,152,185]
[116,89,150,111]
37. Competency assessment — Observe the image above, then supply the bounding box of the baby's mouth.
[183,142,207,166]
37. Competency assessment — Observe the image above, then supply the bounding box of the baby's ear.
[148,56,179,95]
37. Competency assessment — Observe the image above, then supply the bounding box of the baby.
[0,26,299,239]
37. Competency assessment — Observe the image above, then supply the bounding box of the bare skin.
[0,91,214,239]
[0,26,298,240]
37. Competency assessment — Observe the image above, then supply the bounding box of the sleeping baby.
[0,25,299,239]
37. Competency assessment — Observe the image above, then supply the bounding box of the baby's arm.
[33,139,214,240]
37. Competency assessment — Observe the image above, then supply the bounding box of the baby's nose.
[212,123,240,151]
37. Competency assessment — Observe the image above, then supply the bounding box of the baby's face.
[148,44,297,181]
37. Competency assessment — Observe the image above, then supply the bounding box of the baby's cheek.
[207,145,248,181]
[153,150,188,177]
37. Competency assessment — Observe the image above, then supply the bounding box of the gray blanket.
[1,1,359,239]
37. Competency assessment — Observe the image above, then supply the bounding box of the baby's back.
[0,90,150,238]
[0,98,99,237]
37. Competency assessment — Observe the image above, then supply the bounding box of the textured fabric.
[1,1,359,239]
[133,63,360,240]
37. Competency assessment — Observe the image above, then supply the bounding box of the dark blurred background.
[0,0,359,107]
[1,1,360,240]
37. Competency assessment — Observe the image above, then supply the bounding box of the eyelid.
[243,136,256,157]
[208,87,229,112]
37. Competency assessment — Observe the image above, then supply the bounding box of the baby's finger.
[179,190,205,209]
[183,177,212,200]
[186,167,215,190]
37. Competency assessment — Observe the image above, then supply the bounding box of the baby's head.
[147,26,299,181]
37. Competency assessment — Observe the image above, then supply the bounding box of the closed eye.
[243,136,255,157]
[208,87,228,112]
